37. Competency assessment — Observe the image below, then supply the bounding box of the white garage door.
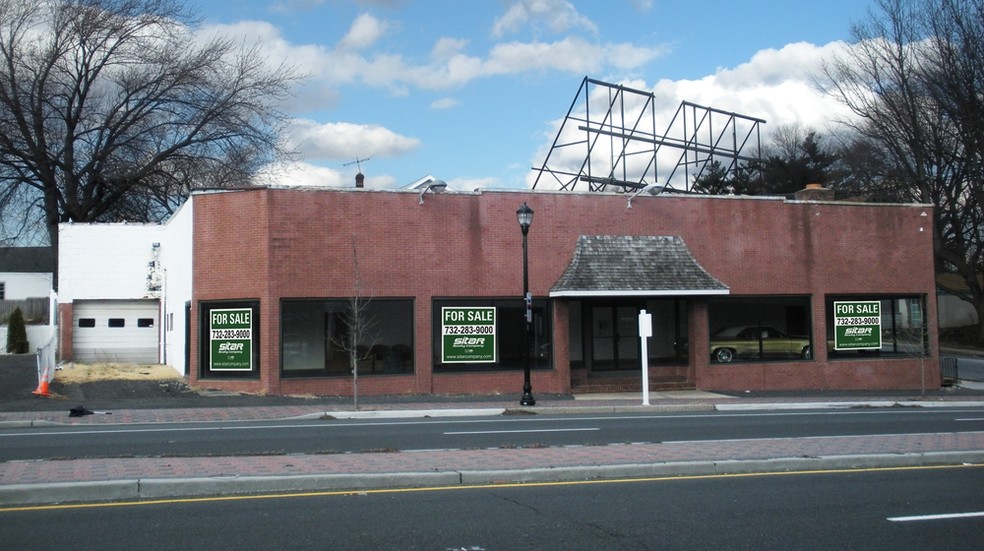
[72,300,160,364]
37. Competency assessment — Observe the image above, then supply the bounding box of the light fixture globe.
[516,202,533,234]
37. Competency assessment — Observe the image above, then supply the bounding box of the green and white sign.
[209,307,253,371]
[833,301,882,350]
[441,307,496,363]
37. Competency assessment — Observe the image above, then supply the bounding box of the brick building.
[59,184,939,396]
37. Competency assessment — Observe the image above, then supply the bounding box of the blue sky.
[194,0,876,191]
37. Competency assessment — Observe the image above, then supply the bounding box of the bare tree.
[819,0,984,341]
[329,234,377,410]
[0,0,300,282]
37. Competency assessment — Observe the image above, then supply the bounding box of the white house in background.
[0,247,54,301]
[0,246,56,354]
[57,202,192,374]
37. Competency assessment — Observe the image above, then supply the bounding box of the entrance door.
[591,305,639,372]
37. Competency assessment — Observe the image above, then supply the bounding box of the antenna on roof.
[343,156,372,173]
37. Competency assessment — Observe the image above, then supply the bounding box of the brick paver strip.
[3,431,983,486]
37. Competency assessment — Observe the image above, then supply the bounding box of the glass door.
[591,305,640,372]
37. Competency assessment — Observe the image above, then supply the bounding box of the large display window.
[432,298,551,372]
[707,297,813,363]
[281,298,414,377]
[825,296,926,358]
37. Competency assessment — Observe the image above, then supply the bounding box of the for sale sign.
[441,307,496,363]
[209,308,253,371]
[833,301,882,350]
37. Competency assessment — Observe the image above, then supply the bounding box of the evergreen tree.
[5,307,29,354]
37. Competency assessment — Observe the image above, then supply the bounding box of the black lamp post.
[517,202,536,406]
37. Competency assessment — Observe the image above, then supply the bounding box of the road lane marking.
[2,463,980,514]
[664,430,984,445]
[888,511,984,522]
[444,428,600,435]
[5,408,984,438]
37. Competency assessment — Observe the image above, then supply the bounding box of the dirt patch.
[54,363,182,384]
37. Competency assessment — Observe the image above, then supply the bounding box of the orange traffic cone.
[32,366,51,397]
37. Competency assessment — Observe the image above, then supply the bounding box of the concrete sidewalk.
[3,391,984,507]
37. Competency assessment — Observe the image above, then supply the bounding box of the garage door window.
[78,318,96,328]
[137,318,154,328]
[108,318,125,328]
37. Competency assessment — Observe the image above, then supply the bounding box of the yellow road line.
[2,463,981,513]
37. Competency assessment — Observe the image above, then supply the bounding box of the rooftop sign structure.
[531,77,766,196]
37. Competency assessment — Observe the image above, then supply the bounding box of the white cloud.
[410,37,667,88]
[198,14,665,102]
[655,41,854,132]
[256,161,399,189]
[339,13,390,50]
[493,0,598,37]
[430,97,460,110]
[286,119,422,160]
[431,37,469,60]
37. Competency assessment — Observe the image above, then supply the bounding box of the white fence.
[0,325,57,356]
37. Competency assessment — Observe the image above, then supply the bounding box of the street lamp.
[517,202,535,406]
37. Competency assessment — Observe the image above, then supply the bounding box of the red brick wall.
[58,303,73,362]
[189,188,938,395]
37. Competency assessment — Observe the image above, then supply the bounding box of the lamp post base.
[520,383,536,406]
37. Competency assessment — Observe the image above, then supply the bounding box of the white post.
[48,289,57,329]
[638,309,653,406]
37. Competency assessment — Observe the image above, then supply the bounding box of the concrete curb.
[507,403,718,415]
[3,451,983,507]
[0,419,59,429]
[288,408,508,421]
[715,400,984,411]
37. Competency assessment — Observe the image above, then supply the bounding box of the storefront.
[179,184,938,397]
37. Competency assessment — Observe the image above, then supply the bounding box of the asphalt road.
[3,464,982,550]
[4,407,984,461]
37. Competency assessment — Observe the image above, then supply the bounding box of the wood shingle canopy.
[549,235,729,297]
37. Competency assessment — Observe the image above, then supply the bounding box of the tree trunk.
[350,332,359,410]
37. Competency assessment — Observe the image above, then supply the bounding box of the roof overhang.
[550,289,731,298]
[549,235,729,298]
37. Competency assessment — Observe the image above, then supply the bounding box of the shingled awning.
[549,235,729,297]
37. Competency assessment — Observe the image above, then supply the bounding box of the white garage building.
[57,203,192,374]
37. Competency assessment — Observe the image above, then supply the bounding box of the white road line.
[664,430,984,445]
[445,428,600,435]
[888,511,984,522]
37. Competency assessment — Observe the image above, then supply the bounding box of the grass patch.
[54,362,182,384]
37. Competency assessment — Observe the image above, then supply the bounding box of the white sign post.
[638,309,653,406]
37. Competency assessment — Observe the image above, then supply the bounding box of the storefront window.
[645,299,688,364]
[281,299,414,377]
[432,298,551,372]
[707,297,812,363]
[825,296,926,358]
